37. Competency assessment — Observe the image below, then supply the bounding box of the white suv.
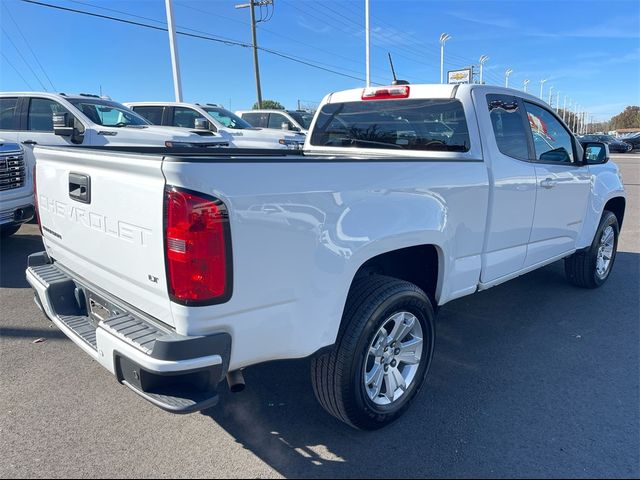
[125,102,305,149]
[236,109,314,134]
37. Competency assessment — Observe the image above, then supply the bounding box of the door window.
[0,97,19,130]
[524,102,575,163]
[27,98,72,131]
[268,113,291,130]
[241,112,268,128]
[172,107,201,128]
[131,106,164,125]
[487,94,530,160]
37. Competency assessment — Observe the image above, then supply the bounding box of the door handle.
[69,172,91,204]
[540,178,557,189]
[22,140,37,145]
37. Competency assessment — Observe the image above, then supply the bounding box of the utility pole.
[505,68,513,88]
[479,55,488,84]
[523,79,530,93]
[440,33,451,84]
[539,79,547,99]
[236,0,273,109]
[365,0,370,86]
[165,0,183,102]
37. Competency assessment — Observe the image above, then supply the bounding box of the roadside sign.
[448,68,472,84]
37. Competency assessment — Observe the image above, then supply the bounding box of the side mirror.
[582,141,610,164]
[281,122,291,131]
[53,113,74,136]
[194,117,209,130]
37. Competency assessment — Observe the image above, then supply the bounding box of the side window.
[524,102,574,163]
[0,97,19,130]
[487,94,530,160]
[242,112,268,128]
[268,113,289,129]
[28,98,72,131]
[172,107,201,128]
[131,106,164,125]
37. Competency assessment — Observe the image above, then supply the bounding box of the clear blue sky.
[1,0,639,121]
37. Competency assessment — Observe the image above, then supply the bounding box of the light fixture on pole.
[439,33,451,84]
[505,68,513,88]
[479,55,489,84]
[548,86,554,105]
[523,79,530,93]
[539,79,547,99]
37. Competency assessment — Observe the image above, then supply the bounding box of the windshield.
[203,107,253,130]
[310,99,470,152]
[288,111,314,130]
[68,98,150,127]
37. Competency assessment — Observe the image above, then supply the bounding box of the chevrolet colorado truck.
[26,84,626,430]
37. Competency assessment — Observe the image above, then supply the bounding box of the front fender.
[577,162,626,249]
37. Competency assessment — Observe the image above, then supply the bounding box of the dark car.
[581,134,633,153]
[620,132,640,150]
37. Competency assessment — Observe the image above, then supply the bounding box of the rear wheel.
[0,224,21,238]
[311,275,435,430]
[565,211,619,288]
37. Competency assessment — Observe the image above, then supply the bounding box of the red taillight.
[361,85,410,100]
[164,187,232,305]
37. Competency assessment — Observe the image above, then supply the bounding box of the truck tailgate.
[34,146,174,327]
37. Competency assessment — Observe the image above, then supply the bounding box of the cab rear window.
[310,99,470,152]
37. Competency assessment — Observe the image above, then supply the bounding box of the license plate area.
[88,292,124,326]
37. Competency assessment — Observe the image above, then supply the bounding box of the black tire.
[565,210,619,288]
[311,275,435,430]
[0,224,21,238]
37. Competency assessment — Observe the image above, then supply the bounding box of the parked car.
[236,109,314,134]
[580,134,632,153]
[125,102,305,149]
[620,132,640,150]
[27,84,625,430]
[0,141,33,237]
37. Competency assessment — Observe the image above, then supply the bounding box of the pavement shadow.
[202,254,640,478]
[0,232,43,289]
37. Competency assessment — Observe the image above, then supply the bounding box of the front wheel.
[311,275,435,430]
[565,211,619,288]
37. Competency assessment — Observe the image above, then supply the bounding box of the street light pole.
[523,79,530,93]
[548,86,554,105]
[539,79,547,99]
[440,33,451,84]
[479,55,488,84]
[164,0,182,102]
[563,95,567,123]
[556,91,560,112]
[365,0,370,87]
[505,68,513,88]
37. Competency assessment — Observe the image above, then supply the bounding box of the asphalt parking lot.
[1,154,639,479]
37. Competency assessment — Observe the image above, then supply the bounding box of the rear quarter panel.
[162,158,489,370]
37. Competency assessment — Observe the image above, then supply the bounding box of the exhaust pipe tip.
[226,370,245,393]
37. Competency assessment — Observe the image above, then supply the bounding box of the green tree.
[252,100,284,110]
[610,106,640,130]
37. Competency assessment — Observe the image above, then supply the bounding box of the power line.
[19,0,373,84]
[1,26,49,90]
[2,3,56,90]
[1,51,35,89]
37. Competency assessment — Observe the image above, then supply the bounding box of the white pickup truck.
[26,84,626,430]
